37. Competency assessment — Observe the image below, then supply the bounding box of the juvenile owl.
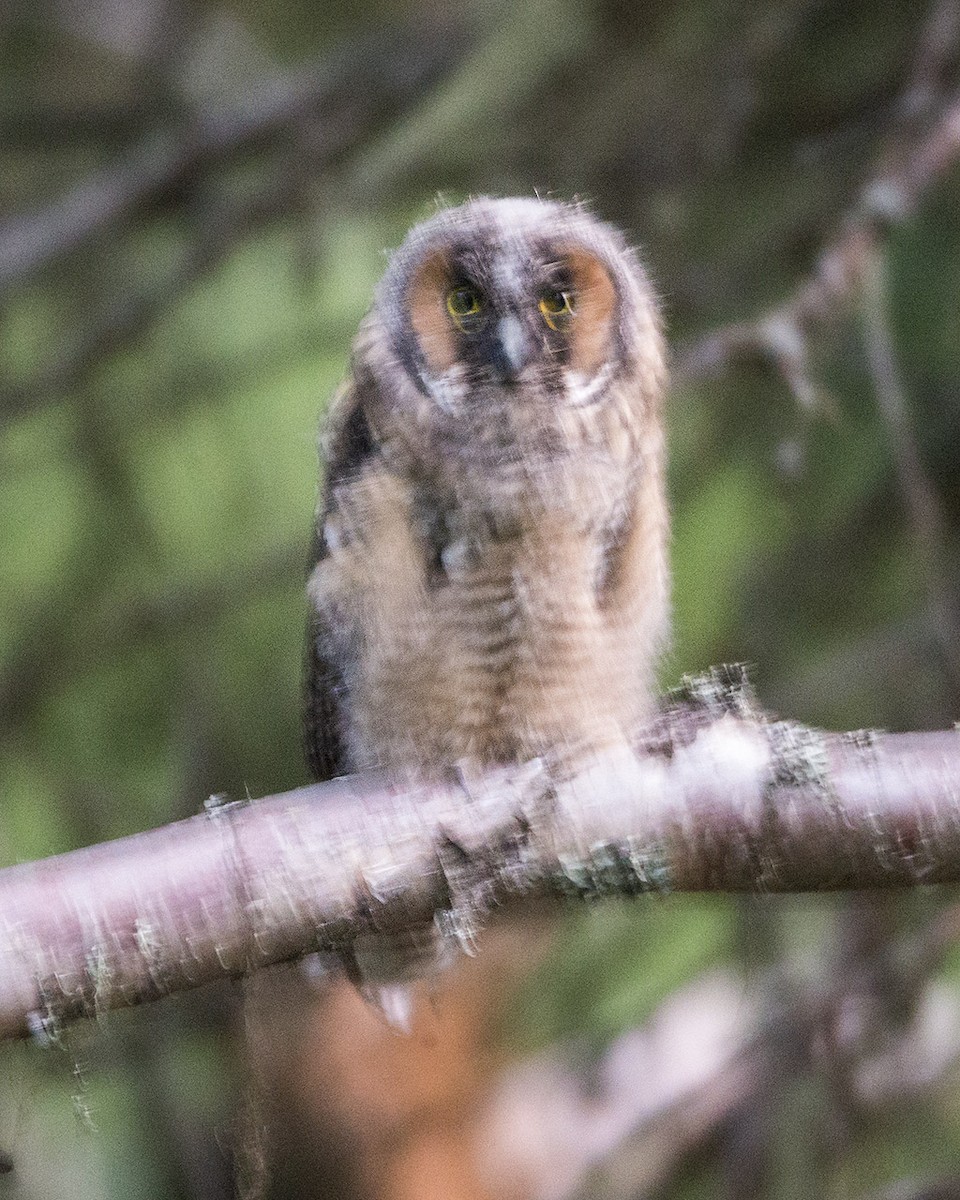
[305,196,668,787]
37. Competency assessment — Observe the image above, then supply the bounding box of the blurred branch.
[0,19,470,297]
[486,895,960,1200]
[0,19,473,429]
[899,0,960,124]
[3,675,960,1042]
[480,973,763,1200]
[675,88,960,391]
[860,251,960,689]
[0,175,295,427]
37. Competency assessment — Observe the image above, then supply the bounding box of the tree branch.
[2,678,960,1043]
[675,89,960,390]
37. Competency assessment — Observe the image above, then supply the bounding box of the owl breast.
[309,436,664,776]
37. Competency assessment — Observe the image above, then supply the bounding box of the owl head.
[353,197,665,508]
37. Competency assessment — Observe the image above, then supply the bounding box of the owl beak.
[490,314,532,383]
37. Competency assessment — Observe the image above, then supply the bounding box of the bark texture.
[2,680,959,1042]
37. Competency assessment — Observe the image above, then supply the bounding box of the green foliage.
[511,897,735,1050]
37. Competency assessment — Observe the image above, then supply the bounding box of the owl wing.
[303,585,348,782]
[303,377,381,781]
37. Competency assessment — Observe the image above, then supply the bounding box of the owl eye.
[446,286,485,331]
[538,290,575,331]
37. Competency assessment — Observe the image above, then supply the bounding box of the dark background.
[2,1,960,1197]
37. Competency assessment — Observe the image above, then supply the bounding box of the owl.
[305,195,668,787]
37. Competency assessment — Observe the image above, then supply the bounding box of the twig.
[676,0,960,384]
[674,91,960,389]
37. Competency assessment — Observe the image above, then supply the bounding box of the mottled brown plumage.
[306,196,668,786]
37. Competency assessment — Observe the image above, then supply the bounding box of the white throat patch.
[566,361,613,408]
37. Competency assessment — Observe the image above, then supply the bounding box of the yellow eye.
[539,290,575,331]
[446,286,484,330]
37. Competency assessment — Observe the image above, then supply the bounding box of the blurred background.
[2,0,960,1197]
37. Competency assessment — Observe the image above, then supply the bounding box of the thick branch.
[2,695,960,1042]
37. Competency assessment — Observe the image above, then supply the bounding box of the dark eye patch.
[542,262,574,294]
[447,241,492,291]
